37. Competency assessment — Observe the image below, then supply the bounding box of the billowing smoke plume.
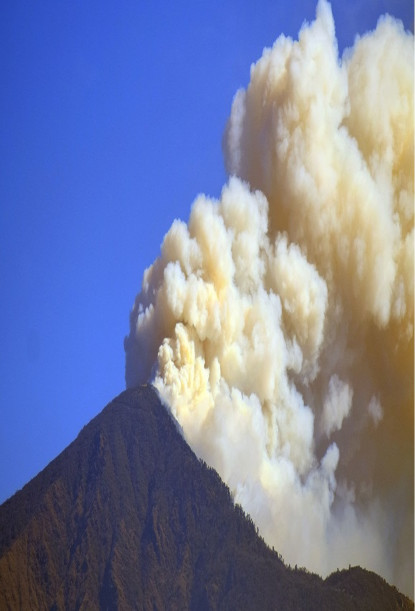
[125,0,414,597]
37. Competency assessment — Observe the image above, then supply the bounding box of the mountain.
[0,385,412,610]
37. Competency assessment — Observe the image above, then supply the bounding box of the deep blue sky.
[1,1,413,504]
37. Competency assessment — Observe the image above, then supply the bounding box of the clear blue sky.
[0,0,413,504]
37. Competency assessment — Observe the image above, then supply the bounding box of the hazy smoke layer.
[125,1,414,596]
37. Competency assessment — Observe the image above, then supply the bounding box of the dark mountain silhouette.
[0,385,412,610]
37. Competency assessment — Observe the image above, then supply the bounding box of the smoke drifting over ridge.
[125,0,414,597]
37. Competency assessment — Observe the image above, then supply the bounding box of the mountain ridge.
[0,385,412,610]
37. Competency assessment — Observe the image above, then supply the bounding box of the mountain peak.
[0,386,412,609]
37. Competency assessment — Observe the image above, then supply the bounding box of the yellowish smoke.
[125,0,414,597]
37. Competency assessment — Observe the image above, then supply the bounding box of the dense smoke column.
[125,0,414,597]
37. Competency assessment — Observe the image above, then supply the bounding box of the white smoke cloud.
[321,375,353,437]
[125,0,414,597]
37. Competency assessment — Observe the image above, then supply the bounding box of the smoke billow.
[125,0,414,597]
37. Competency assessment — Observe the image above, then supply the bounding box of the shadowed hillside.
[0,385,412,610]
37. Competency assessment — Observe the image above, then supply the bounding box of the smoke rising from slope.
[125,0,414,596]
